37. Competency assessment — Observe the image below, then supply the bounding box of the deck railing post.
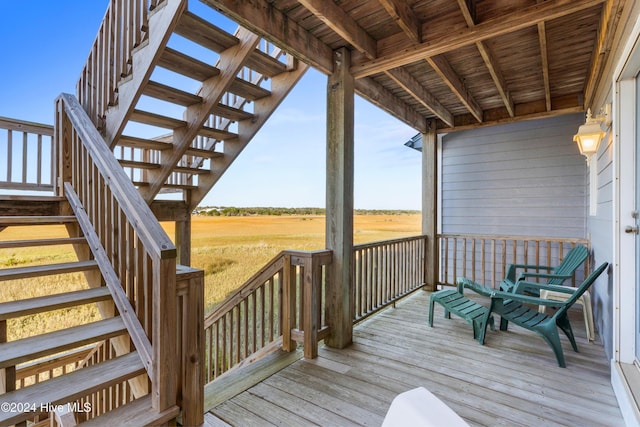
[302,254,319,358]
[282,254,297,352]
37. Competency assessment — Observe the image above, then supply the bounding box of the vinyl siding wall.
[441,114,588,238]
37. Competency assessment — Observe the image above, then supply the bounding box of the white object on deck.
[382,387,470,427]
[538,289,594,342]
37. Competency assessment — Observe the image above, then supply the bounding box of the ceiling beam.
[456,0,514,117]
[378,0,421,44]
[351,0,606,78]
[355,78,427,133]
[584,0,625,107]
[385,68,454,127]
[426,55,483,123]
[298,0,377,59]
[201,0,333,74]
[537,22,552,112]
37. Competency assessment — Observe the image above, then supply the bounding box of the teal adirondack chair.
[500,244,589,294]
[474,262,608,367]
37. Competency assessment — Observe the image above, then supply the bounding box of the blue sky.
[0,1,421,210]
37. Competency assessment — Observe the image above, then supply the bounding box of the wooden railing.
[203,250,331,383]
[438,234,591,288]
[55,93,178,413]
[76,0,159,128]
[0,117,54,192]
[353,235,428,323]
[75,339,136,422]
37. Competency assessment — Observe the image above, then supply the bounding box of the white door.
[635,72,640,361]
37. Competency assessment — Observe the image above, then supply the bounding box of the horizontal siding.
[441,114,587,238]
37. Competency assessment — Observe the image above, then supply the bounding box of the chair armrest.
[506,263,554,282]
[456,277,493,297]
[513,281,576,295]
[490,290,566,308]
[517,272,572,281]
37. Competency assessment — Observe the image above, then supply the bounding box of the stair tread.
[80,395,179,427]
[159,47,220,82]
[0,286,112,320]
[144,80,203,106]
[210,103,254,121]
[0,352,144,426]
[119,159,161,170]
[131,109,185,129]
[0,236,87,249]
[118,135,172,150]
[175,11,238,53]
[0,260,99,281]
[246,49,287,78]
[0,215,76,226]
[0,316,126,369]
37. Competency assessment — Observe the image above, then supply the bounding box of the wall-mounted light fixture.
[573,104,611,164]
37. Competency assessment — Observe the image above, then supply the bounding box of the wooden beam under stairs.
[0,260,98,281]
[0,317,126,369]
[0,352,145,426]
[0,287,111,320]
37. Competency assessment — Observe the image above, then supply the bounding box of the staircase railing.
[0,117,54,192]
[77,0,159,128]
[203,250,331,383]
[55,93,178,413]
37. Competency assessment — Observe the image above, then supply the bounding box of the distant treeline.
[194,207,420,217]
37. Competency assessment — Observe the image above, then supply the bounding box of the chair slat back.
[548,245,589,285]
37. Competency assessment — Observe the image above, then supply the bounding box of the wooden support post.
[175,217,191,266]
[176,267,204,427]
[422,123,438,291]
[325,47,354,349]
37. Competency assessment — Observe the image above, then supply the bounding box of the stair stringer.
[104,0,187,149]
[189,60,310,210]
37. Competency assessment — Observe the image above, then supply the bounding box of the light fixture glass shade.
[573,109,606,157]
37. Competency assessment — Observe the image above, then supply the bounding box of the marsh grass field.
[0,213,420,340]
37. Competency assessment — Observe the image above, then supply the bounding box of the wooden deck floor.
[206,290,624,427]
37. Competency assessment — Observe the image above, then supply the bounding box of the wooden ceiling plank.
[385,68,454,127]
[426,55,483,123]
[457,0,514,117]
[537,22,552,112]
[378,0,421,44]
[355,78,427,133]
[201,0,333,74]
[352,0,606,78]
[297,0,376,59]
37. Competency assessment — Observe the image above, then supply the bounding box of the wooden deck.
[205,290,623,426]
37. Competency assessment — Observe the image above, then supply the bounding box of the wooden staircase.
[81,0,309,211]
[0,209,177,426]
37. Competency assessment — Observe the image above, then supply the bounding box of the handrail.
[203,249,331,383]
[438,233,591,288]
[55,93,177,411]
[353,235,428,323]
[0,116,55,192]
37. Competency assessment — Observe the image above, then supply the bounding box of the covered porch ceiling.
[203,0,623,134]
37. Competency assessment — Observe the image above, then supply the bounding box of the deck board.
[208,290,624,426]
